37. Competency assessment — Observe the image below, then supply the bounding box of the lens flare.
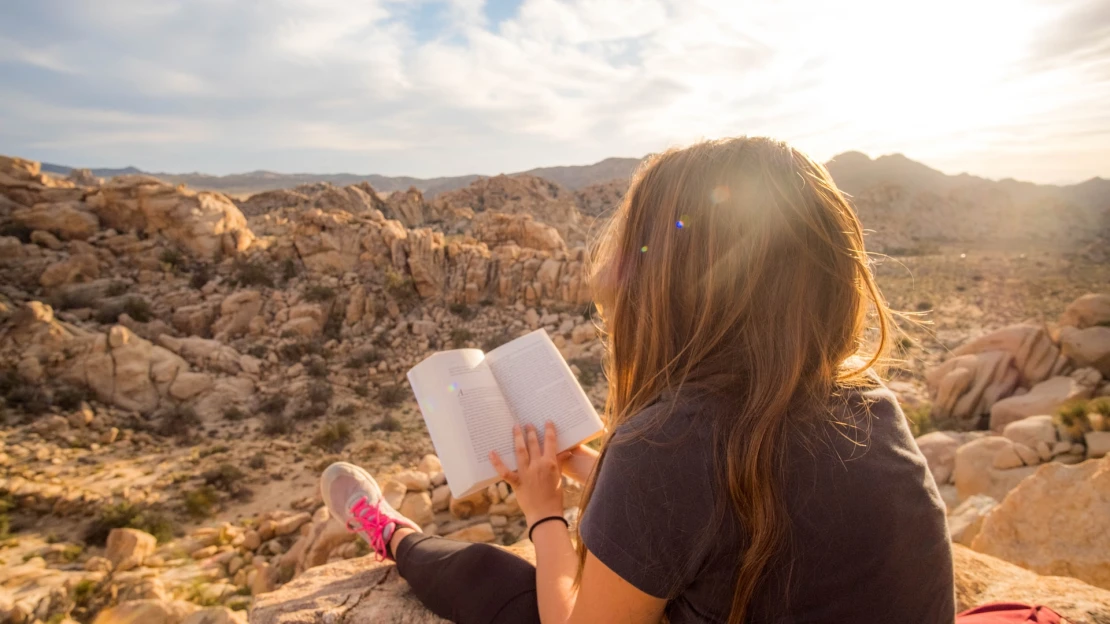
[676,220,684,229]
[640,245,648,253]
[447,382,459,393]
[710,185,730,204]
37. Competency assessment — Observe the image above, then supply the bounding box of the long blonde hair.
[576,137,894,622]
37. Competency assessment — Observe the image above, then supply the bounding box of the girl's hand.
[557,444,599,484]
[490,421,565,526]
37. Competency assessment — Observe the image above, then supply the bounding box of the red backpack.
[957,603,1066,624]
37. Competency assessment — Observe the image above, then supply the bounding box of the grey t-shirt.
[579,385,955,623]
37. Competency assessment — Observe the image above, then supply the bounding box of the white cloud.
[0,0,1107,182]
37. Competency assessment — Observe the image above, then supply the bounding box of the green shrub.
[159,248,184,268]
[258,394,287,416]
[190,264,211,290]
[308,381,333,406]
[345,350,380,369]
[450,328,474,344]
[293,403,327,421]
[203,463,246,493]
[96,297,152,324]
[323,308,343,341]
[304,285,336,302]
[279,340,324,363]
[281,258,299,281]
[1054,400,1092,442]
[233,260,274,288]
[223,406,245,421]
[353,383,369,398]
[449,302,476,320]
[4,382,50,415]
[248,453,267,470]
[156,405,200,438]
[482,331,513,352]
[336,403,356,416]
[378,384,405,408]
[312,421,352,453]
[385,269,417,303]
[568,357,603,388]
[371,413,402,432]
[1090,397,1110,419]
[305,359,329,378]
[55,288,99,310]
[0,223,32,243]
[183,485,218,519]
[85,501,176,545]
[54,385,88,411]
[247,344,268,359]
[262,414,292,435]
[903,403,935,437]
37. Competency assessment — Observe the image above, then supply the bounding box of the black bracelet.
[528,515,569,542]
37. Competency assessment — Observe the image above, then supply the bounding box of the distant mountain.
[41,162,143,178]
[37,157,643,198]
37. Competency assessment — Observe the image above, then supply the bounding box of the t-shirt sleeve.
[578,404,718,599]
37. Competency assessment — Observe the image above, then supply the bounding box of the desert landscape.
[0,148,1108,624]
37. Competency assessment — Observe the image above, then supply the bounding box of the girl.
[322,137,955,623]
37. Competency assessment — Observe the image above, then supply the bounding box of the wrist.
[525,506,565,528]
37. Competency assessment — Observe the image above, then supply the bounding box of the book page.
[406,349,516,497]
[485,329,603,452]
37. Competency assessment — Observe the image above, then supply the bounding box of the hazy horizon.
[2,0,1108,184]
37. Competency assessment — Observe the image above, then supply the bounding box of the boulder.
[443,522,496,543]
[183,608,248,624]
[948,495,997,546]
[249,541,536,624]
[1001,415,1058,451]
[972,455,1110,590]
[953,436,1037,502]
[40,253,100,288]
[951,324,1069,387]
[1060,293,1110,329]
[105,528,157,572]
[250,539,1110,624]
[399,492,434,526]
[990,371,1099,432]
[93,599,199,624]
[449,490,490,519]
[1060,326,1110,377]
[1087,432,1110,459]
[213,291,263,341]
[953,545,1110,623]
[915,431,968,484]
[12,201,99,240]
[85,177,253,258]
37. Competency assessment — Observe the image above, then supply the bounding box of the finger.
[513,425,530,470]
[489,451,519,485]
[525,424,542,459]
[543,421,558,459]
[556,450,573,463]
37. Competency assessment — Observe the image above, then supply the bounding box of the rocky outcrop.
[972,455,1110,591]
[85,176,253,259]
[1060,294,1110,330]
[925,324,1070,430]
[1060,326,1110,376]
[249,541,1110,624]
[249,542,536,624]
[953,545,1110,623]
[12,201,100,240]
[989,368,1101,431]
[2,301,252,416]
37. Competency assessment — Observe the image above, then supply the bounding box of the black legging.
[395,533,542,623]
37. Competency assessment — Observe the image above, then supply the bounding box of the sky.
[0,0,1108,184]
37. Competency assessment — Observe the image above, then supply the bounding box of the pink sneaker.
[321,462,420,561]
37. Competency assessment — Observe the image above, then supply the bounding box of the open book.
[407,329,604,498]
